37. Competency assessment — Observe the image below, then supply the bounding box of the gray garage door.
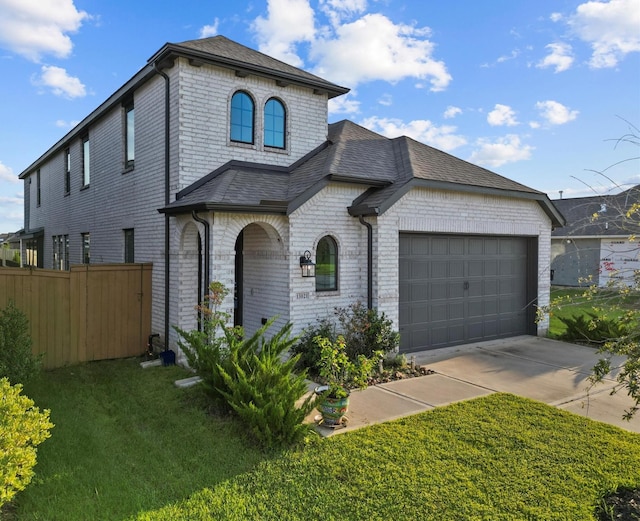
[399,234,535,352]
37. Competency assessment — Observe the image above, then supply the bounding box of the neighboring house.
[551,185,640,287]
[18,35,564,355]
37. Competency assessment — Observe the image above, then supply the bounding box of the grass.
[548,286,640,338]
[10,358,640,520]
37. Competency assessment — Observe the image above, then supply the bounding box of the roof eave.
[150,43,349,99]
[158,202,288,216]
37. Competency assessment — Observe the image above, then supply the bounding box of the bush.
[558,311,629,346]
[335,302,400,360]
[219,321,318,449]
[0,378,54,507]
[0,300,40,385]
[290,317,337,376]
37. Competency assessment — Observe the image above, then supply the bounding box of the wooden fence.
[0,264,152,369]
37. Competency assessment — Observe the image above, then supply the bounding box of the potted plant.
[314,335,379,427]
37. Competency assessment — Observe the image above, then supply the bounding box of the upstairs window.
[36,169,41,207]
[316,236,338,292]
[124,228,134,263]
[125,102,135,168]
[81,232,90,264]
[264,98,285,149]
[230,91,254,144]
[82,135,90,187]
[64,147,71,194]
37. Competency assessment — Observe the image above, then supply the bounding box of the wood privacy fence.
[0,264,152,369]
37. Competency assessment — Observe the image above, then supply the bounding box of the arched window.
[230,91,254,144]
[316,236,338,291]
[264,98,285,148]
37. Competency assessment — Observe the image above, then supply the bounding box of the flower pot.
[315,387,350,427]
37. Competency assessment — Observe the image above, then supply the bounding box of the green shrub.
[219,321,318,449]
[558,311,629,346]
[335,301,400,360]
[290,317,337,376]
[0,300,40,385]
[0,378,54,507]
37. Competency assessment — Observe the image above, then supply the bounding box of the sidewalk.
[311,336,640,436]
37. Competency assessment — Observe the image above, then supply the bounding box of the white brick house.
[18,36,564,356]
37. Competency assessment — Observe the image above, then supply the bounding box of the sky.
[0,0,639,234]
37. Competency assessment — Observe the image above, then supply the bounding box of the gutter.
[191,211,210,301]
[358,216,373,310]
[154,63,171,347]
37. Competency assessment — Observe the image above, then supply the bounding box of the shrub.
[0,378,54,507]
[558,311,629,346]
[0,300,40,385]
[335,301,400,360]
[290,317,337,376]
[219,321,319,449]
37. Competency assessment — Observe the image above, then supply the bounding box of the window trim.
[263,97,286,149]
[315,235,339,292]
[230,91,255,145]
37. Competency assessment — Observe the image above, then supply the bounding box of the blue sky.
[0,0,639,233]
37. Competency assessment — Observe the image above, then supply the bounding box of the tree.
[542,122,640,419]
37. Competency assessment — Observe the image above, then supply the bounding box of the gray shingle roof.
[162,120,564,227]
[152,36,349,99]
[551,185,640,237]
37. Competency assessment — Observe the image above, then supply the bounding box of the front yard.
[9,358,640,520]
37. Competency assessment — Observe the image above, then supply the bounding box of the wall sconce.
[299,250,316,277]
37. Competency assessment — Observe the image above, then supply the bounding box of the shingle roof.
[162,120,564,227]
[551,185,640,237]
[150,36,349,99]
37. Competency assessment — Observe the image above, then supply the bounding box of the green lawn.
[548,286,640,338]
[11,358,640,520]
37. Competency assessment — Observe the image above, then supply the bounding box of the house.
[18,35,564,355]
[551,185,640,287]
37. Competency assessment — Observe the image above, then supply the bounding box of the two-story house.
[18,35,564,355]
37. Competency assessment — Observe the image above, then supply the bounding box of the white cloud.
[535,100,579,125]
[311,13,451,90]
[33,65,86,98]
[469,135,534,167]
[199,19,219,38]
[55,119,80,128]
[252,0,316,67]
[0,0,89,61]
[377,93,392,106]
[0,162,17,183]
[319,0,367,26]
[361,116,467,152]
[487,104,519,126]
[328,94,360,114]
[497,49,520,63]
[443,106,462,119]
[537,42,574,72]
[568,0,640,68]
[550,12,564,22]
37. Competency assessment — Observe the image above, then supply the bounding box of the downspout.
[154,63,171,346]
[358,216,373,310]
[192,211,210,299]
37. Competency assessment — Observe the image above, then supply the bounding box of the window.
[82,135,90,187]
[230,91,254,144]
[64,147,71,194]
[316,236,338,291]
[52,235,69,270]
[81,233,90,264]
[124,228,134,263]
[125,102,135,168]
[36,169,41,206]
[264,98,285,148]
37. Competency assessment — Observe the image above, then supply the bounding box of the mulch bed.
[597,487,640,520]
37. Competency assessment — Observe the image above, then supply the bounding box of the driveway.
[315,336,639,436]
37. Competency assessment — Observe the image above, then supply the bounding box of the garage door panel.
[399,233,532,352]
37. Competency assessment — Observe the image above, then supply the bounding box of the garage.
[399,233,538,352]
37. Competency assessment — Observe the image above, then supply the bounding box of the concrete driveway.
[314,336,640,436]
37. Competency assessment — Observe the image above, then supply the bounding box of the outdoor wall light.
[299,250,316,277]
